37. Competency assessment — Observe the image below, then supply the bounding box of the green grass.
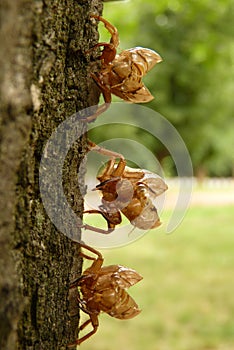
[80,205,234,350]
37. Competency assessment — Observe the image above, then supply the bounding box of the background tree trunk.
[0,0,102,348]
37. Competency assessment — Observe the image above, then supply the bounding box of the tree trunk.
[0,0,102,349]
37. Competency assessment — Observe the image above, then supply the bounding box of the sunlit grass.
[79,205,234,350]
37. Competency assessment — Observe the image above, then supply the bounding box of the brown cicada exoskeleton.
[86,15,162,121]
[69,244,142,345]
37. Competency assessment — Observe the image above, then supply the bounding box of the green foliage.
[94,0,234,176]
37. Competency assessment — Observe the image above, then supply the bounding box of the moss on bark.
[0,0,102,348]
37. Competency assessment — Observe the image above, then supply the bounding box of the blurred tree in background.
[91,0,234,177]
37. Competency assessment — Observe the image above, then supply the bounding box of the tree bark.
[0,0,102,349]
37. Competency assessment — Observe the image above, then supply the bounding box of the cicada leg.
[78,221,115,235]
[80,209,117,234]
[68,313,99,346]
[90,15,119,63]
[87,140,125,160]
[77,313,99,345]
[69,244,104,297]
[80,243,104,272]
[84,82,111,122]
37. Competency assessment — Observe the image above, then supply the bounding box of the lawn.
[79,205,234,350]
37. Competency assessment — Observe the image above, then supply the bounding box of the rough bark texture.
[0,0,102,349]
